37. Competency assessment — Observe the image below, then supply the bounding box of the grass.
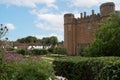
[45,55,120,64]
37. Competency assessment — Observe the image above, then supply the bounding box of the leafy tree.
[41,36,58,48]
[50,36,58,48]
[83,13,120,56]
[17,36,37,43]
[41,37,50,49]
[41,37,50,45]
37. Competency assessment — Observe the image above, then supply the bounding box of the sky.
[0,0,119,41]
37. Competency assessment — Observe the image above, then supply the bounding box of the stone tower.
[64,14,77,55]
[64,2,116,55]
[100,2,115,19]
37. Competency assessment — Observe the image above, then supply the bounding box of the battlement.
[100,2,115,9]
[64,10,101,24]
[64,13,74,18]
[77,10,101,23]
[80,10,96,18]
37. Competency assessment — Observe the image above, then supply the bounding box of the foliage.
[48,47,54,53]
[0,49,2,60]
[53,57,120,80]
[32,49,47,55]
[6,47,15,51]
[83,13,120,57]
[98,64,120,80]
[41,37,50,45]
[17,48,48,55]
[50,36,58,48]
[78,45,86,56]
[17,48,29,55]
[0,24,8,40]
[0,60,55,80]
[41,36,58,47]
[16,36,58,48]
[0,49,54,80]
[53,47,67,55]
[16,36,37,43]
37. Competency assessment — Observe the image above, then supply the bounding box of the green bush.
[0,49,2,61]
[17,48,29,55]
[32,49,47,55]
[53,47,67,55]
[98,64,120,80]
[0,60,55,80]
[82,13,120,57]
[53,57,120,80]
[48,47,54,53]
[6,47,14,51]
[0,52,3,75]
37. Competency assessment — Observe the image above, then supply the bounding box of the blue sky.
[0,0,119,41]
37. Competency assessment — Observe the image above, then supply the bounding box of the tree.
[83,13,120,56]
[16,36,37,43]
[50,36,58,48]
[41,36,58,47]
[0,24,8,40]
[41,37,50,45]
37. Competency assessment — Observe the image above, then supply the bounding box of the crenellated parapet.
[77,10,101,24]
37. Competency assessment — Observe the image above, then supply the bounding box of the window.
[87,23,91,29]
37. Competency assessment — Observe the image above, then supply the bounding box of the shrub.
[32,49,47,55]
[0,60,55,80]
[17,48,29,55]
[48,47,54,53]
[53,47,67,55]
[53,57,120,80]
[98,64,120,80]
[6,47,14,51]
[82,13,120,57]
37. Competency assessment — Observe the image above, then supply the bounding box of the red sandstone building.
[64,2,119,55]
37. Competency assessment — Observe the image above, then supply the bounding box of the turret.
[64,13,77,55]
[64,13,74,24]
[100,2,115,18]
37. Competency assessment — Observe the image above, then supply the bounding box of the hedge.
[32,49,47,55]
[53,57,120,80]
[17,48,29,55]
[53,47,67,55]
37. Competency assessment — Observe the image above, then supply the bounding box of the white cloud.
[30,8,65,41]
[0,0,57,8]
[71,0,120,10]
[5,23,15,30]
[72,0,98,8]
[30,9,64,32]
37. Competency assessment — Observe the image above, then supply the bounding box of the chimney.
[80,13,83,18]
[84,12,86,18]
[92,10,94,15]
